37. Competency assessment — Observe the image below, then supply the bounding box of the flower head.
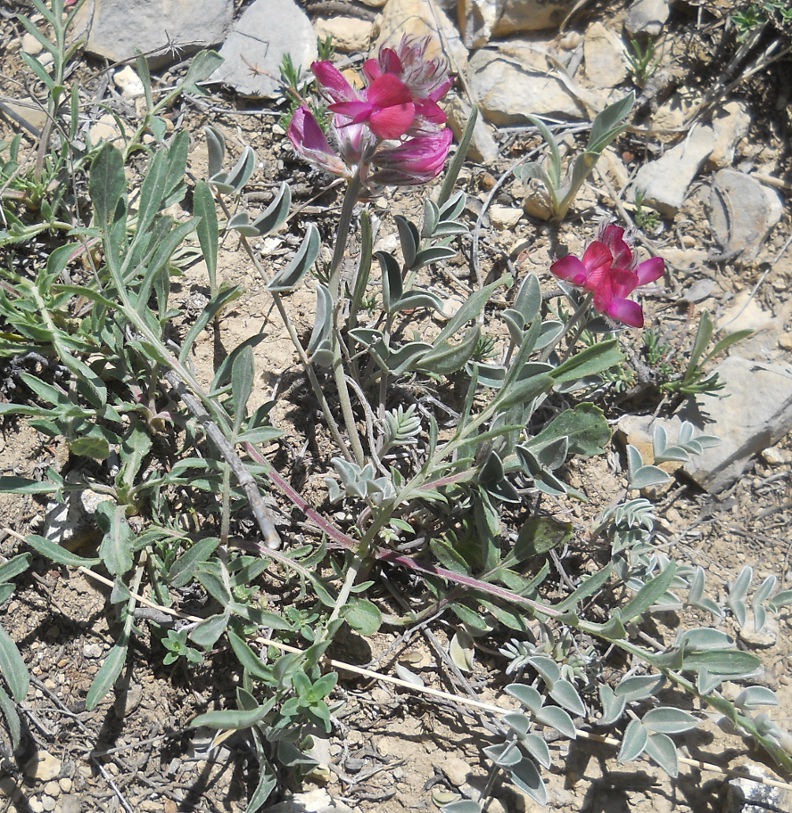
[288,37,453,189]
[550,223,664,328]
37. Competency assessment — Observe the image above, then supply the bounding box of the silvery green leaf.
[231,345,254,431]
[86,635,128,711]
[620,564,677,622]
[615,674,665,701]
[527,403,610,458]
[249,182,291,237]
[587,91,635,155]
[512,274,541,326]
[770,589,792,609]
[205,125,226,179]
[599,685,627,725]
[395,216,419,268]
[728,566,753,623]
[503,711,531,736]
[529,436,569,470]
[484,741,522,767]
[753,605,767,633]
[644,732,678,777]
[0,684,22,750]
[677,627,734,651]
[0,624,29,701]
[535,705,576,739]
[504,308,528,345]
[527,655,560,687]
[449,629,475,672]
[210,145,256,194]
[441,802,482,813]
[377,250,403,312]
[468,362,506,388]
[412,246,458,270]
[687,566,706,605]
[550,339,623,383]
[191,704,271,731]
[182,49,224,95]
[753,574,777,608]
[550,679,586,717]
[506,683,543,714]
[642,708,699,734]
[520,733,551,769]
[509,755,547,805]
[736,686,778,710]
[536,320,564,349]
[696,667,722,695]
[267,223,320,291]
[680,649,762,678]
[189,613,229,648]
[394,664,425,687]
[416,327,480,375]
[618,718,647,763]
[438,189,466,222]
[307,283,332,356]
[422,199,440,237]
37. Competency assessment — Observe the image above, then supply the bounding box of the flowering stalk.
[285,36,455,465]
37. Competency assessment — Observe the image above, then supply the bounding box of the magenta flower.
[362,36,454,127]
[550,224,664,328]
[328,73,416,141]
[288,37,453,190]
[372,129,453,186]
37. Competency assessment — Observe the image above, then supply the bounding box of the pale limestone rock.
[373,0,467,71]
[625,0,670,37]
[89,113,125,146]
[445,94,501,165]
[0,97,48,133]
[708,101,752,168]
[631,126,714,216]
[679,356,792,492]
[489,204,523,229]
[213,0,316,98]
[24,751,62,783]
[442,755,472,787]
[709,170,783,262]
[71,0,233,67]
[22,31,44,55]
[314,17,373,53]
[458,0,575,48]
[113,65,144,99]
[584,21,627,88]
[468,49,583,125]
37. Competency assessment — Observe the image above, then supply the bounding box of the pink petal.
[580,241,613,291]
[367,73,413,109]
[415,98,447,125]
[609,268,638,299]
[311,61,359,104]
[550,255,588,286]
[606,298,644,328]
[362,59,382,83]
[369,103,415,139]
[636,256,665,285]
[330,100,374,124]
[288,107,332,154]
[429,76,454,102]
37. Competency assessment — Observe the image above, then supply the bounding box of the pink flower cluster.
[550,224,664,328]
[288,36,454,188]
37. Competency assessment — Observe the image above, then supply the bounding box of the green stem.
[539,292,593,363]
[328,172,367,465]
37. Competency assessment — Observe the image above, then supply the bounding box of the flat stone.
[213,0,316,98]
[678,356,792,493]
[584,21,627,88]
[468,48,584,125]
[265,788,355,813]
[442,756,472,787]
[625,0,670,37]
[22,32,44,55]
[489,204,523,229]
[631,125,713,216]
[0,97,48,134]
[458,0,574,48]
[313,17,373,53]
[24,751,62,783]
[709,170,784,262]
[60,797,81,813]
[709,101,752,169]
[71,0,233,68]
[374,0,467,68]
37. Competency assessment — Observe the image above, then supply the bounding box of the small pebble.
[41,794,57,812]
[58,778,72,793]
[761,446,785,466]
[442,756,471,787]
[22,32,44,55]
[44,781,59,796]
[29,798,44,813]
[82,642,103,659]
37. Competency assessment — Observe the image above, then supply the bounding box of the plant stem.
[328,171,367,465]
[539,292,593,363]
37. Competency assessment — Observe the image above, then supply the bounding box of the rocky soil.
[0,0,791,812]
